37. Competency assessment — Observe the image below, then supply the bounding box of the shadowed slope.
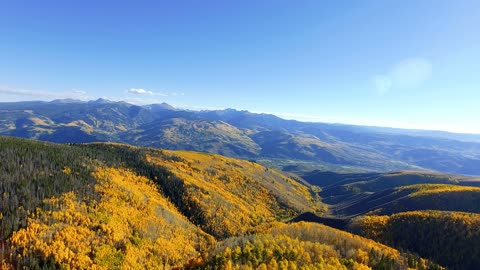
[348,211,480,270]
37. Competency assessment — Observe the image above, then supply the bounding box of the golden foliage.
[146,150,322,238]
[401,184,480,196]
[10,192,109,269]
[10,167,214,269]
[200,221,423,269]
[0,259,13,270]
[349,211,480,269]
[94,167,214,267]
[2,140,441,269]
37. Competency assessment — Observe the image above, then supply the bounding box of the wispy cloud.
[126,88,185,97]
[127,88,155,95]
[0,85,92,100]
[126,88,184,98]
[72,89,87,95]
[373,57,432,94]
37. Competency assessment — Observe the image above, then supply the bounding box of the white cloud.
[0,86,92,100]
[72,89,87,95]
[126,88,187,99]
[127,88,154,95]
[127,88,176,97]
[373,57,432,94]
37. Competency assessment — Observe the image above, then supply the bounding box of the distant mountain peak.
[158,102,175,109]
[223,108,239,112]
[89,98,114,104]
[144,102,176,111]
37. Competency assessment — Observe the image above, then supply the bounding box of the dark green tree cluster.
[349,211,480,270]
[0,137,97,239]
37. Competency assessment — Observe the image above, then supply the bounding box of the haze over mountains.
[1,99,480,176]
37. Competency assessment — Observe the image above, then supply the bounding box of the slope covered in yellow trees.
[379,184,480,214]
[348,211,480,270]
[146,149,324,238]
[0,137,438,269]
[10,167,213,269]
[0,137,323,268]
[401,183,480,196]
[197,221,442,269]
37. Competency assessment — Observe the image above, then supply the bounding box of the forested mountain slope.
[329,184,480,217]
[304,170,480,205]
[0,136,440,269]
[294,170,480,270]
[348,211,480,270]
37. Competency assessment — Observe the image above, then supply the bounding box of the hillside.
[299,171,480,218]
[330,184,480,217]
[348,211,480,270]
[0,136,444,269]
[2,100,480,175]
[304,171,480,205]
[293,171,480,269]
[0,136,321,238]
[199,221,442,269]
[122,117,261,158]
[0,100,152,143]
[0,136,215,268]
[143,148,324,237]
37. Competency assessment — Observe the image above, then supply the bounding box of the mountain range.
[2,99,480,176]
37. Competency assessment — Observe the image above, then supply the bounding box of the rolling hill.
[2,99,480,176]
[348,211,480,270]
[329,184,480,217]
[304,170,480,205]
[295,171,480,269]
[299,170,480,218]
[0,136,441,269]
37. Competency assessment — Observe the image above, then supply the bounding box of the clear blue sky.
[1,1,479,133]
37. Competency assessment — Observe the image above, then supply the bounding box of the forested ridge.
[302,171,480,270]
[348,211,480,270]
[0,136,440,269]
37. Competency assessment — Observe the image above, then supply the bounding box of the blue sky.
[1,1,479,133]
